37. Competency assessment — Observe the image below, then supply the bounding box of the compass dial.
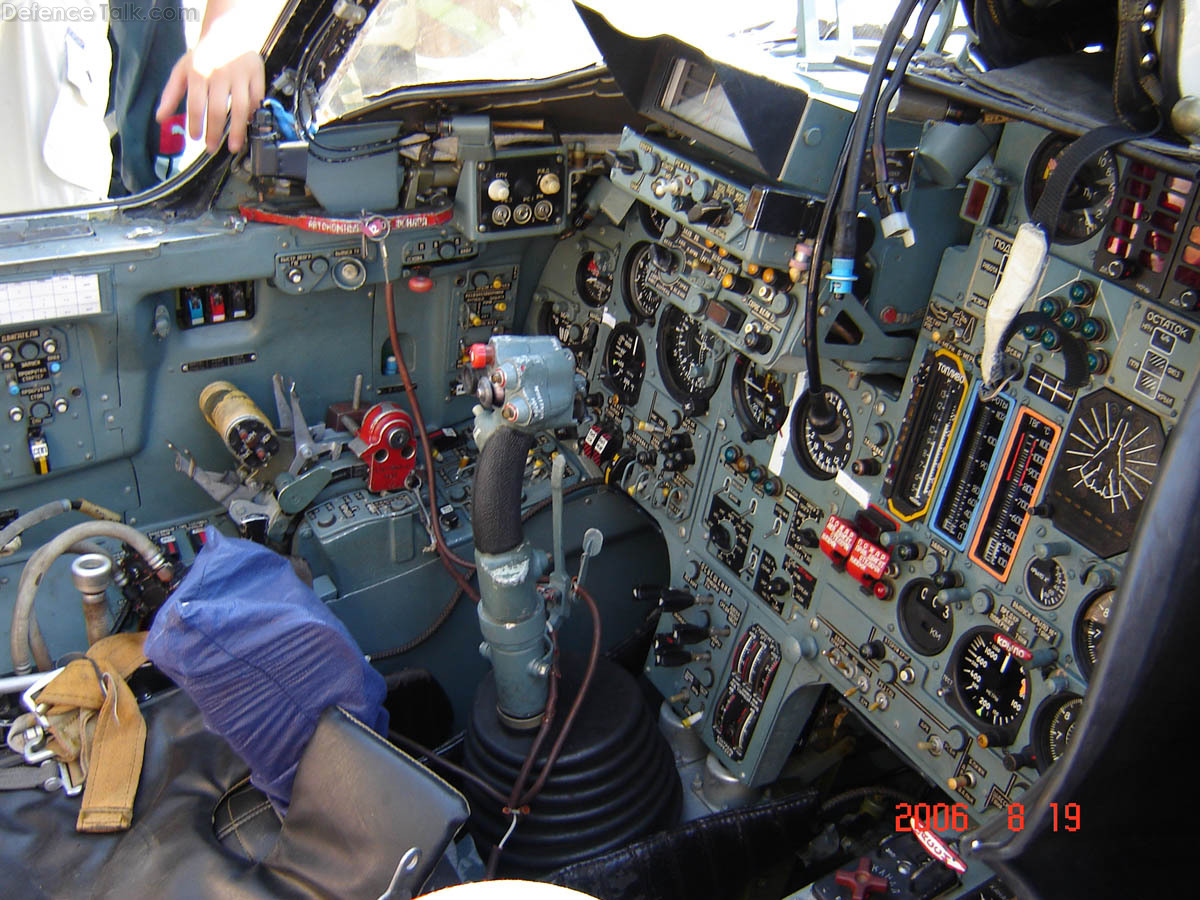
[790,388,854,480]
[1049,389,1165,558]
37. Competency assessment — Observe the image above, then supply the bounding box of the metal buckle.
[57,761,83,796]
[21,726,55,765]
[20,667,65,733]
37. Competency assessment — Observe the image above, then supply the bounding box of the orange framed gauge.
[968,406,1062,582]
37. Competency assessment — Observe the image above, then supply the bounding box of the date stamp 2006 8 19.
[895,802,1082,833]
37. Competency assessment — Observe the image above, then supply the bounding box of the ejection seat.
[0,685,469,899]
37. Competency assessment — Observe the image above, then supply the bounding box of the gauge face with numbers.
[731,354,788,441]
[602,321,646,406]
[952,628,1031,730]
[1024,134,1117,244]
[790,388,854,480]
[656,304,725,413]
[1073,588,1114,680]
[1034,693,1083,772]
[575,251,614,308]
[622,241,672,320]
[897,578,954,656]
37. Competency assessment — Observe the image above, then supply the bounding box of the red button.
[468,343,492,369]
[407,274,434,292]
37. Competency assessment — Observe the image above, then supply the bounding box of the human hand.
[156,46,265,155]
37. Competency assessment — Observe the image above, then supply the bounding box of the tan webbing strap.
[36,633,149,832]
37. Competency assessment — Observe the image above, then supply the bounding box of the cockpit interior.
[2,1,1197,897]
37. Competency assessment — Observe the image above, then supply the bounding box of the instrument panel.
[527,118,1198,834]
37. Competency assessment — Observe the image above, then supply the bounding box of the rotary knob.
[487,178,511,202]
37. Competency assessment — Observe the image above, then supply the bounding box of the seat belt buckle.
[21,725,55,764]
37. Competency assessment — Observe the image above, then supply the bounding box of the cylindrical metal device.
[72,553,113,647]
[198,380,281,468]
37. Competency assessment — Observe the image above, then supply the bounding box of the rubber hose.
[0,499,121,555]
[471,429,536,555]
[25,540,115,668]
[12,522,167,673]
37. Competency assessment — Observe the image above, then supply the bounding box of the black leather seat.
[0,687,469,899]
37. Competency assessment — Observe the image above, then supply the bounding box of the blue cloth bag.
[145,528,388,812]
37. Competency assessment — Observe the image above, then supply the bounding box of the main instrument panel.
[526,117,1196,840]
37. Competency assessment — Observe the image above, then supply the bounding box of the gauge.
[602,321,646,406]
[1033,693,1083,773]
[897,578,954,656]
[1073,587,1114,680]
[537,304,598,367]
[968,407,1061,582]
[952,627,1031,730]
[656,304,726,414]
[575,251,614,308]
[622,241,674,320]
[731,355,788,441]
[1025,557,1068,609]
[790,388,854,480]
[1024,135,1117,244]
[883,349,969,522]
[930,388,1013,550]
[638,203,669,240]
[1047,389,1165,558]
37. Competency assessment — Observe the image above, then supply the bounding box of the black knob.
[743,330,772,354]
[1002,746,1037,772]
[663,449,696,471]
[933,570,963,590]
[710,521,736,552]
[768,576,790,596]
[796,528,819,548]
[607,150,639,175]
[859,640,886,660]
[687,199,732,227]
[654,647,695,668]
[851,458,881,476]
[636,450,657,466]
[672,623,711,644]
[895,543,920,561]
[1029,501,1054,518]
[662,433,693,452]
[653,633,680,653]
[657,589,696,612]
[632,584,663,603]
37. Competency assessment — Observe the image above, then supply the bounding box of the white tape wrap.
[981,223,1047,385]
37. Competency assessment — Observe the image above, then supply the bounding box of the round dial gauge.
[790,388,854,480]
[897,578,954,656]
[622,241,673,320]
[656,304,726,414]
[952,627,1031,730]
[731,355,788,441]
[1073,587,1114,680]
[537,304,598,367]
[1033,693,1083,773]
[602,322,646,406]
[575,251,614,308]
[1025,557,1068,610]
[1024,135,1117,244]
[638,203,669,240]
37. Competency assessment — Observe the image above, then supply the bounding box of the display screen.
[660,58,752,151]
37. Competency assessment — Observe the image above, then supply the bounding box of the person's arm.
[156,0,269,154]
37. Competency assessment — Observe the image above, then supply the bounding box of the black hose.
[472,430,536,555]
[831,0,922,260]
[870,0,943,190]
